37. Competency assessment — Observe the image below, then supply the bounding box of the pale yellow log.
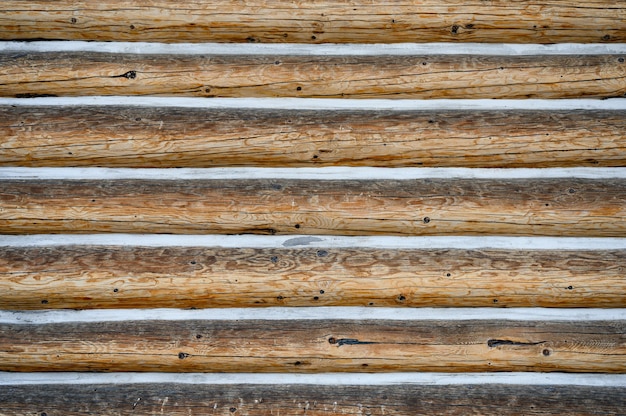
[0,1,623,43]
[1,53,624,99]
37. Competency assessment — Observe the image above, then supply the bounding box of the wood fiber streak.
[1,384,624,415]
[0,320,623,373]
[1,246,625,309]
[1,179,625,236]
[2,107,626,168]
[0,0,624,43]
[1,53,624,99]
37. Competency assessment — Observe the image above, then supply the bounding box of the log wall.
[0,1,625,413]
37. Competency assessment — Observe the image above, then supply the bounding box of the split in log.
[1,320,624,372]
[1,383,625,415]
[1,179,625,236]
[2,107,625,168]
[1,246,625,309]
[1,53,625,99]
[0,0,624,44]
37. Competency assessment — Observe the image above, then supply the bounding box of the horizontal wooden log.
[1,320,624,372]
[2,107,626,168]
[1,53,624,99]
[1,1,624,44]
[2,383,625,415]
[1,179,625,236]
[1,246,625,309]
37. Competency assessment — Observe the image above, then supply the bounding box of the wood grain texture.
[1,320,624,372]
[1,53,625,99]
[2,383,624,415]
[2,107,626,168]
[2,246,625,309]
[0,0,624,44]
[1,179,625,236]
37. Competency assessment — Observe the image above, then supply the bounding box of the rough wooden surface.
[2,246,625,309]
[2,383,624,415]
[1,179,625,236]
[2,107,626,168]
[1,320,624,373]
[1,0,624,44]
[2,53,625,99]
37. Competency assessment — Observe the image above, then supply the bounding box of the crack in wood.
[329,337,379,347]
[487,339,546,348]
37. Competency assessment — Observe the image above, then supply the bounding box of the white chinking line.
[1,372,625,387]
[1,41,625,388]
[2,166,626,180]
[2,41,626,55]
[2,307,624,324]
[1,97,626,110]
[2,235,626,250]
[2,41,625,112]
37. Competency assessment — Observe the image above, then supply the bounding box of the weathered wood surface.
[1,179,625,236]
[2,53,625,99]
[2,246,625,309]
[1,320,624,372]
[2,383,624,415]
[1,0,624,44]
[2,107,626,168]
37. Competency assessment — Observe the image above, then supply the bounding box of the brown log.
[0,0,624,44]
[1,179,625,236]
[2,107,626,168]
[1,246,625,309]
[1,53,624,99]
[1,383,624,415]
[0,320,623,372]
